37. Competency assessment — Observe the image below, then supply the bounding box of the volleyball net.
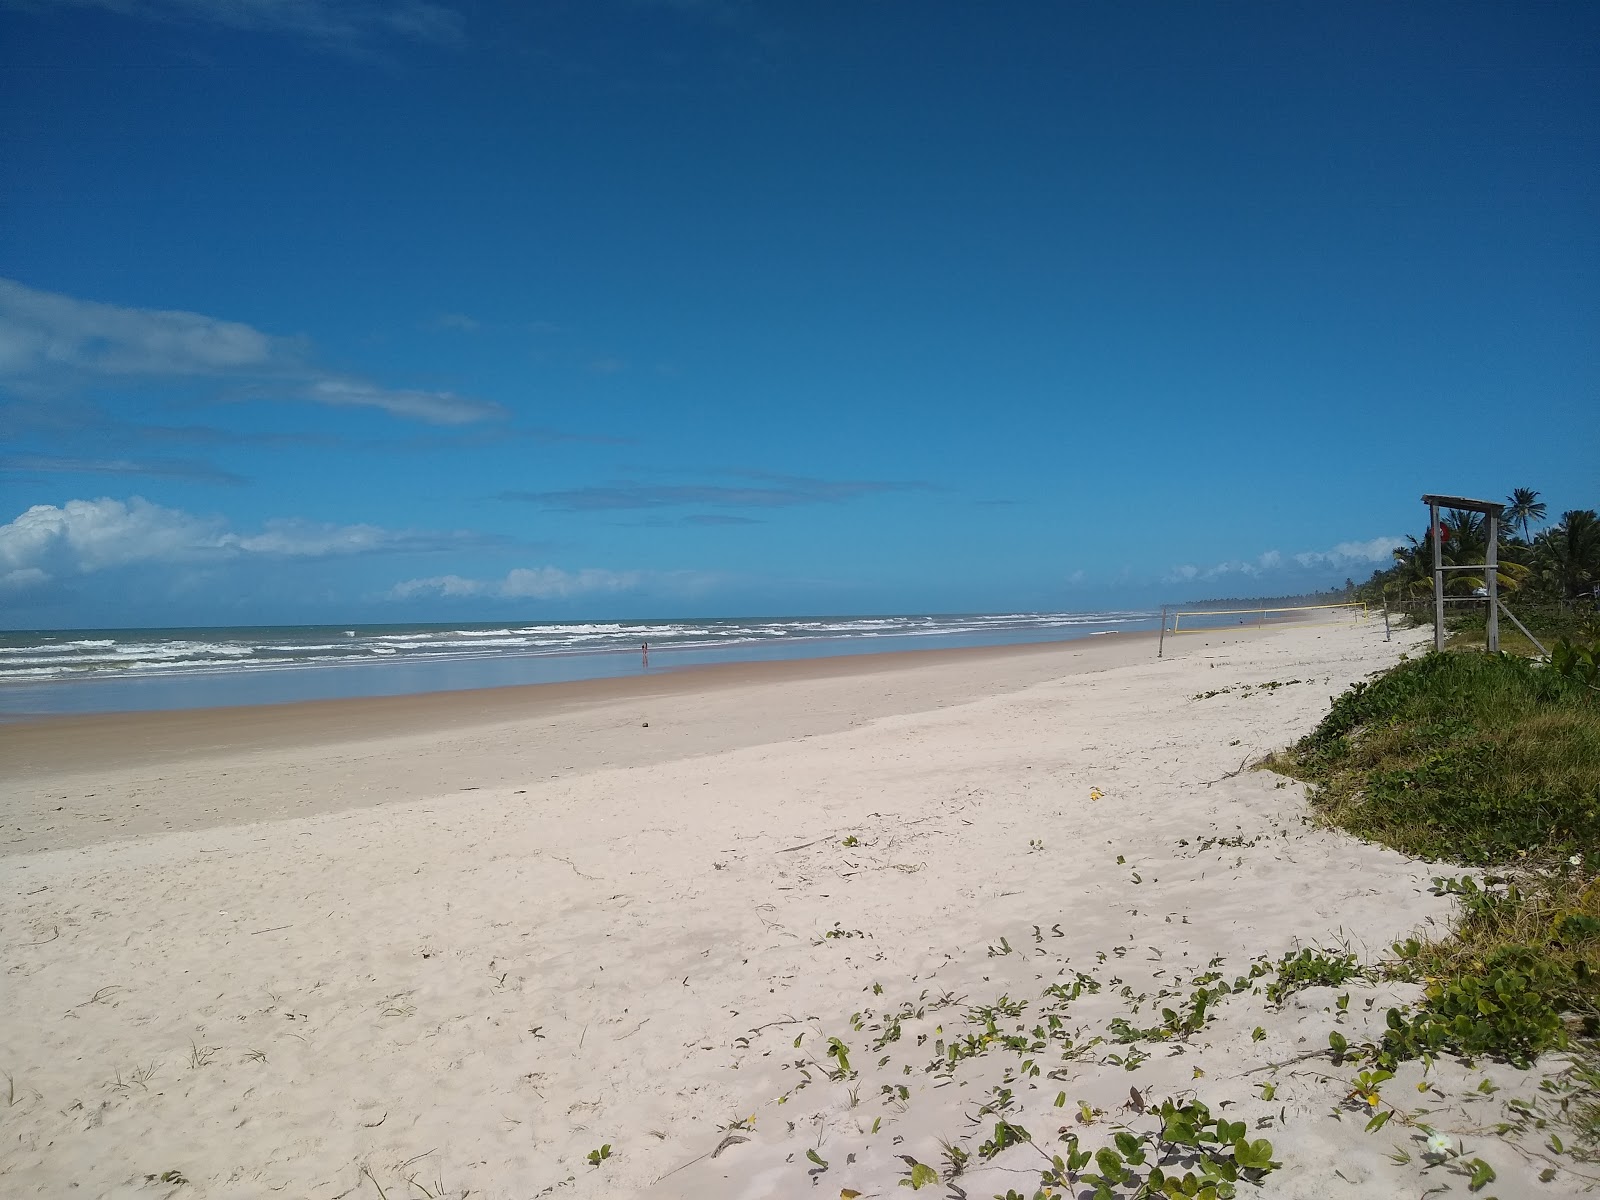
[1166,601,1369,635]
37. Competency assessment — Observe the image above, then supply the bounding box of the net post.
[1157,605,1167,659]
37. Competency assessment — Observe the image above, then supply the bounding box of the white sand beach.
[0,620,1579,1198]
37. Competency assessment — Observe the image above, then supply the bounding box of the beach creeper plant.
[773,815,1583,1197]
[897,1157,940,1189]
[1263,947,1364,1005]
[1030,1097,1278,1200]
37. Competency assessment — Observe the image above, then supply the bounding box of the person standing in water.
[641,640,649,667]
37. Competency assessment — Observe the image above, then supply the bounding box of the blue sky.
[1,1,1596,628]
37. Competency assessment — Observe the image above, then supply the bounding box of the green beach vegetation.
[1269,490,1599,1154]
[1272,652,1598,1078]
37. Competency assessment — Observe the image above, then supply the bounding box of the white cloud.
[390,573,485,598]
[229,517,473,557]
[503,566,642,598]
[0,277,290,379]
[1,497,224,575]
[1293,537,1403,569]
[392,566,645,601]
[1168,535,1403,584]
[1166,551,1283,583]
[0,496,487,585]
[0,567,50,594]
[0,277,503,425]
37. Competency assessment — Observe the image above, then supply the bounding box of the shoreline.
[2,626,1155,737]
[2,623,1324,859]
[3,627,1200,856]
[0,614,1161,720]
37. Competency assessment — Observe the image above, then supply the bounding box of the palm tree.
[1533,510,1600,604]
[1504,488,1547,542]
[1391,533,1436,603]
[1444,508,1486,558]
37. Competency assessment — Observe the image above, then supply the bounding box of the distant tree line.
[1180,590,1351,610]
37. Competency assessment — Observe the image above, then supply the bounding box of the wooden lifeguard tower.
[1422,494,1505,653]
[1421,493,1548,655]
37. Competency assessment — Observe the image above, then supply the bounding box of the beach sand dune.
[0,622,1576,1198]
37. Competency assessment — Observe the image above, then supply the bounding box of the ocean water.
[0,611,1157,717]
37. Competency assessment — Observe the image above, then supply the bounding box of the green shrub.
[1279,651,1600,865]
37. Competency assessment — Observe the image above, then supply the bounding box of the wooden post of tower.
[1431,500,1445,652]
[1422,494,1506,657]
[1486,511,1500,653]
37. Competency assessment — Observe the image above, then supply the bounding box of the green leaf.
[900,1161,938,1189]
[1094,1146,1125,1181]
[1467,1158,1496,1191]
[1233,1138,1277,1171]
[1365,1110,1393,1133]
[806,1149,828,1169]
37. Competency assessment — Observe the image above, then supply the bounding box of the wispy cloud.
[1167,536,1402,584]
[627,0,767,33]
[683,513,763,526]
[297,377,503,424]
[391,566,645,601]
[502,473,929,511]
[390,564,724,602]
[428,312,480,333]
[26,0,466,49]
[1,453,247,485]
[135,422,337,448]
[0,399,333,449]
[1166,553,1279,584]
[608,512,767,528]
[0,495,500,591]
[373,424,633,451]
[0,277,504,425]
